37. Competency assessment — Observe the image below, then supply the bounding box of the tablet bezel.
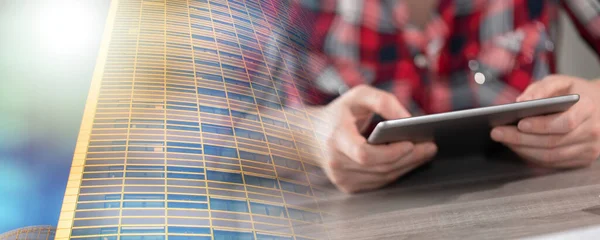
[367,94,580,145]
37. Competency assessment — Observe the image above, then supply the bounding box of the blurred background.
[0,0,598,234]
[0,0,110,232]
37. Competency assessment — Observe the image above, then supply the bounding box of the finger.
[491,125,588,148]
[333,160,428,193]
[517,75,574,101]
[507,143,593,165]
[548,158,597,169]
[324,165,394,193]
[383,159,430,181]
[334,119,415,165]
[343,84,411,120]
[516,106,591,134]
[339,142,436,174]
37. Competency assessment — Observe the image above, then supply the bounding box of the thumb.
[517,75,574,102]
[342,85,410,120]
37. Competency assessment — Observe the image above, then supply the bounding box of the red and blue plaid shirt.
[272,0,600,115]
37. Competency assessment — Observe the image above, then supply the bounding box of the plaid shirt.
[271,0,600,115]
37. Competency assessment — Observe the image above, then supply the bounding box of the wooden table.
[295,144,600,240]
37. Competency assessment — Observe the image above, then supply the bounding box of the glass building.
[56,0,331,239]
[0,226,56,240]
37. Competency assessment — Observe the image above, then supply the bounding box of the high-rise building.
[56,0,332,239]
[0,226,56,240]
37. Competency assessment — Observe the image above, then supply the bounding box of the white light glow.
[474,72,486,84]
[35,1,97,55]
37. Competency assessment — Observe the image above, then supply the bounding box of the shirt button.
[468,60,479,71]
[414,54,428,68]
[338,85,349,95]
[545,41,555,52]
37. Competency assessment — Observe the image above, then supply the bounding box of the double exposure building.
[56,0,331,239]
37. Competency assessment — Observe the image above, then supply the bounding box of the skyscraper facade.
[0,226,56,240]
[56,0,332,239]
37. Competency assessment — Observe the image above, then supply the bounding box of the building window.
[126,166,164,171]
[244,175,278,189]
[250,202,287,218]
[210,198,249,213]
[167,227,210,234]
[261,116,288,129]
[167,120,199,126]
[84,165,124,172]
[76,202,121,210]
[239,151,271,164]
[267,136,295,148]
[167,166,204,173]
[231,110,258,121]
[78,194,121,202]
[225,78,250,87]
[213,230,254,240]
[252,83,276,94]
[83,172,123,179]
[235,128,265,141]
[169,236,210,240]
[167,105,198,112]
[88,146,126,152]
[71,227,118,236]
[194,59,221,68]
[202,123,234,135]
[120,236,165,240]
[203,145,238,158]
[193,46,217,55]
[120,227,165,234]
[167,173,205,180]
[198,87,226,98]
[200,106,230,116]
[167,148,203,154]
[167,202,208,209]
[167,194,207,201]
[167,142,202,149]
[256,99,282,110]
[256,234,293,240]
[198,73,223,82]
[88,140,126,146]
[167,125,200,131]
[219,51,242,60]
[123,194,165,200]
[122,201,165,208]
[288,208,322,223]
[227,92,255,104]
[125,172,165,178]
[191,34,214,41]
[207,170,243,184]
[272,155,302,170]
[280,181,312,196]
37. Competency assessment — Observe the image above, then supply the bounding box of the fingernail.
[426,143,437,154]
[519,121,532,131]
[405,142,415,152]
[491,129,503,141]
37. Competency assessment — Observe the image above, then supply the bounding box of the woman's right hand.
[310,85,438,193]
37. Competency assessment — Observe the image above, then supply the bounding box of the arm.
[562,0,600,56]
[269,1,436,193]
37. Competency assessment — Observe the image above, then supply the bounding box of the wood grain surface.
[299,147,600,239]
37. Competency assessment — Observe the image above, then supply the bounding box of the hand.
[311,85,437,193]
[491,75,600,168]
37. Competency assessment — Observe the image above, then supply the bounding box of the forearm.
[594,78,600,87]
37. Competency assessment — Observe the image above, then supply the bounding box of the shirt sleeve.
[271,0,348,107]
[562,0,600,57]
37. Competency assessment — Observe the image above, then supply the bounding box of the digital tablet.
[367,94,580,145]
